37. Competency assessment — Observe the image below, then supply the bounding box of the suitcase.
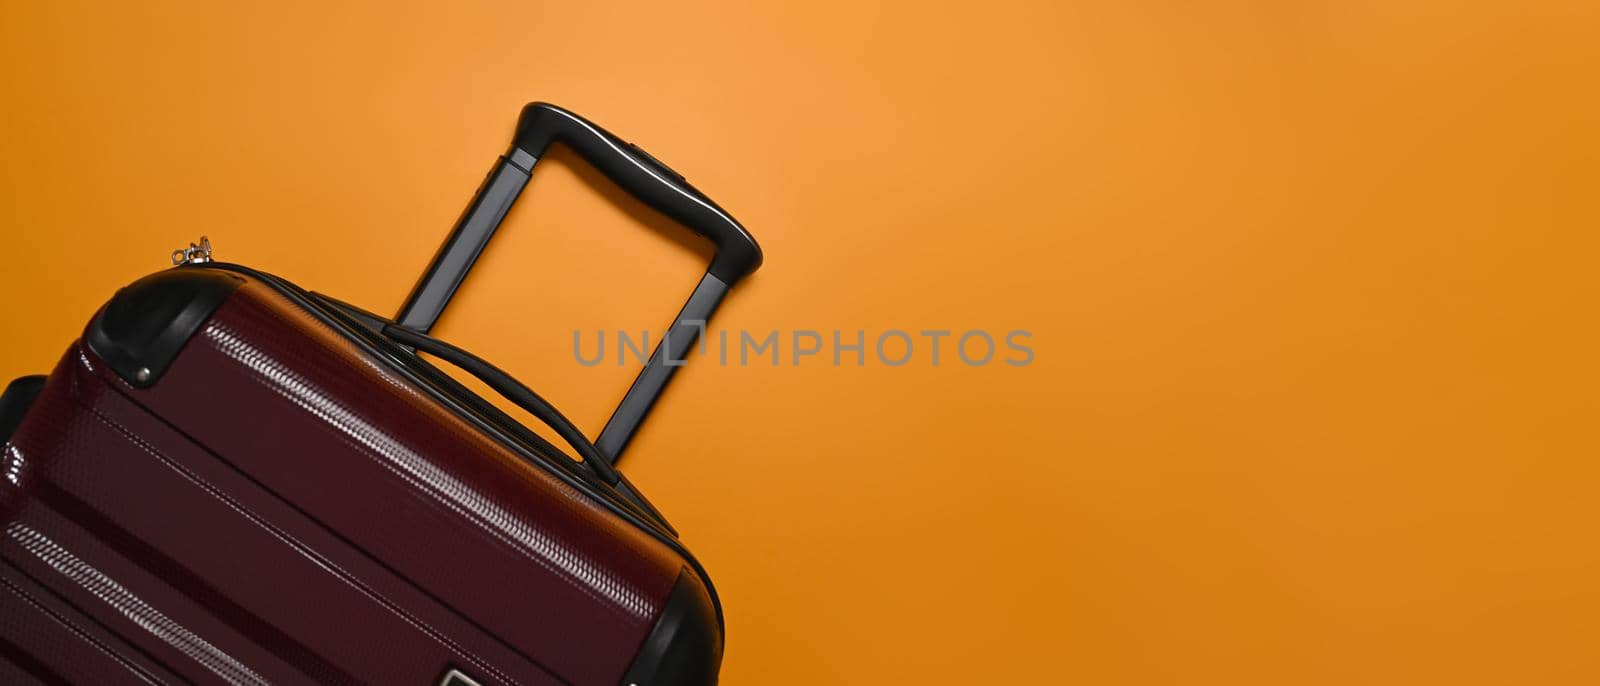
[0,102,762,685]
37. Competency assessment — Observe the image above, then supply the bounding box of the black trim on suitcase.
[0,376,46,445]
[85,269,244,388]
[621,569,721,686]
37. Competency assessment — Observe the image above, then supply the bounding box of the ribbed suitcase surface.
[0,102,757,686]
[1,273,714,684]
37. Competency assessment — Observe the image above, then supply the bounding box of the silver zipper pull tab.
[171,236,214,265]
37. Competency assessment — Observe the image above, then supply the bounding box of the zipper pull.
[170,236,214,265]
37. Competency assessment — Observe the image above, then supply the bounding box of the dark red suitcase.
[0,102,761,685]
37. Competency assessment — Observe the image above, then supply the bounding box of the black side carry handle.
[396,102,763,466]
[380,322,680,536]
[381,323,622,485]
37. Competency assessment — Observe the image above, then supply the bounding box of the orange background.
[2,2,1598,684]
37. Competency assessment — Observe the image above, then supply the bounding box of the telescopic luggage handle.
[514,104,762,283]
[397,102,764,465]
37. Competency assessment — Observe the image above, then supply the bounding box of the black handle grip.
[513,103,762,284]
[381,323,622,485]
[397,102,765,468]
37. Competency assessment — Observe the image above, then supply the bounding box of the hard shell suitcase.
[0,102,762,685]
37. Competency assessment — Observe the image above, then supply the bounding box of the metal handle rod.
[594,272,728,463]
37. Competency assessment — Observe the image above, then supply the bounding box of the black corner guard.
[0,376,46,444]
[622,569,724,686]
[85,268,243,388]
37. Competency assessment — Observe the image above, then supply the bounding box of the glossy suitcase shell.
[0,103,760,685]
